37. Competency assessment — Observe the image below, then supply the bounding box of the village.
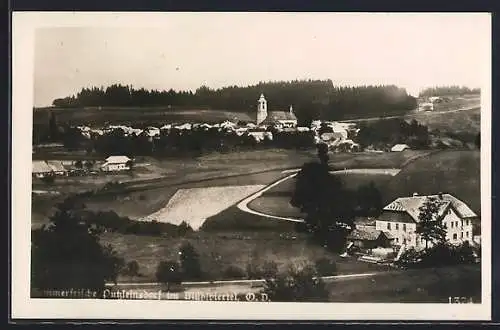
[31,91,482,283]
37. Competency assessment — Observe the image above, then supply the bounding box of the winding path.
[236,168,401,222]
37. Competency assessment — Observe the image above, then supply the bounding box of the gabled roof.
[105,156,131,164]
[262,111,297,123]
[382,193,477,223]
[347,227,393,241]
[32,161,53,174]
[46,160,66,172]
[391,144,410,152]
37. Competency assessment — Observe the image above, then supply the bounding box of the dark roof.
[347,228,393,241]
[262,111,297,123]
[377,211,416,224]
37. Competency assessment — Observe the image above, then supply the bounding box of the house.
[46,160,68,176]
[347,226,394,250]
[391,144,410,152]
[256,94,297,127]
[375,193,478,250]
[418,102,434,111]
[32,161,54,178]
[101,156,132,172]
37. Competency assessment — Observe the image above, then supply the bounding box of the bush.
[262,264,330,302]
[246,261,263,280]
[156,260,182,290]
[177,221,194,236]
[223,265,247,279]
[40,175,55,184]
[314,258,337,276]
[179,242,203,280]
[261,261,279,279]
[123,260,141,277]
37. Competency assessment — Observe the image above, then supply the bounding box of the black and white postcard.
[11,12,492,320]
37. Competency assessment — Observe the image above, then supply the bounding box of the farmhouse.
[32,161,54,178]
[347,226,394,249]
[101,155,132,172]
[375,193,477,250]
[391,144,410,152]
[46,160,68,176]
[256,94,297,127]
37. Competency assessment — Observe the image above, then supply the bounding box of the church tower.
[257,93,267,125]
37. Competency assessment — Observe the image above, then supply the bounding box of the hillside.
[33,107,254,126]
[384,150,481,214]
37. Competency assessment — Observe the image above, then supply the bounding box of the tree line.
[51,80,417,123]
[418,86,480,97]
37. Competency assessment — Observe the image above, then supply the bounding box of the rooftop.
[381,193,477,223]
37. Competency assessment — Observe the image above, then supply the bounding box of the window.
[395,238,399,243]
[396,223,399,230]
[403,224,406,232]
[453,233,457,240]
[387,223,391,230]
[466,231,469,237]
[451,222,454,228]
[461,232,464,238]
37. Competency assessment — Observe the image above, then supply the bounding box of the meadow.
[99,231,389,283]
[383,150,481,213]
[324,264,481,303]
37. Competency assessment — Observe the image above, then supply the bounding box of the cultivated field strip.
[140,185,266,229]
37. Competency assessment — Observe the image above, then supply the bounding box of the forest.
[50,80,418,123]
[418,86,480,97]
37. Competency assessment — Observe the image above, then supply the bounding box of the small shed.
[391,144,410,152]
[347,227,394,249]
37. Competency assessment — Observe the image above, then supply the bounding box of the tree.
[123,260,140,277]
[355,181,383,216]
[31,197,124,295]
[84,160,94,171]
[291,162,355,252]
[316,142,329,167]
[156,260,182,291]
[74,160,83,170]
[262,264,330,302]
[314,258,337,276]
[416,197,447,249]
[178,242,202,280]
[48,111,59,142]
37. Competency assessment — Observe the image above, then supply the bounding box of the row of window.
[393,232,470,245]
[447,219,472,228]
[387,223,409,231]
[385,219,472,232]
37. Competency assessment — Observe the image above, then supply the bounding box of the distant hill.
[384,150,480,214]
[33,107,255,127]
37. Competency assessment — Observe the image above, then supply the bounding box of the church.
[256,94,297,128]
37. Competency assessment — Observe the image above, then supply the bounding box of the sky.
[33,13,490,107]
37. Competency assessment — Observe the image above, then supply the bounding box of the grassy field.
[141,185,266,229]
[325,264,481,303]
[99,231,390,283]
[34,107,254,126]
[246,170,399,219]
[31,149,432,228]
[412,107,480,134]
[384,150,481,213]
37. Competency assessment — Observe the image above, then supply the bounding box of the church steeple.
[257,94,267,125]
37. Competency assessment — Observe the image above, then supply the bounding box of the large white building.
[375,193,478,250]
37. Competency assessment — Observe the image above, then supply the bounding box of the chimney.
[412,192,419,197]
